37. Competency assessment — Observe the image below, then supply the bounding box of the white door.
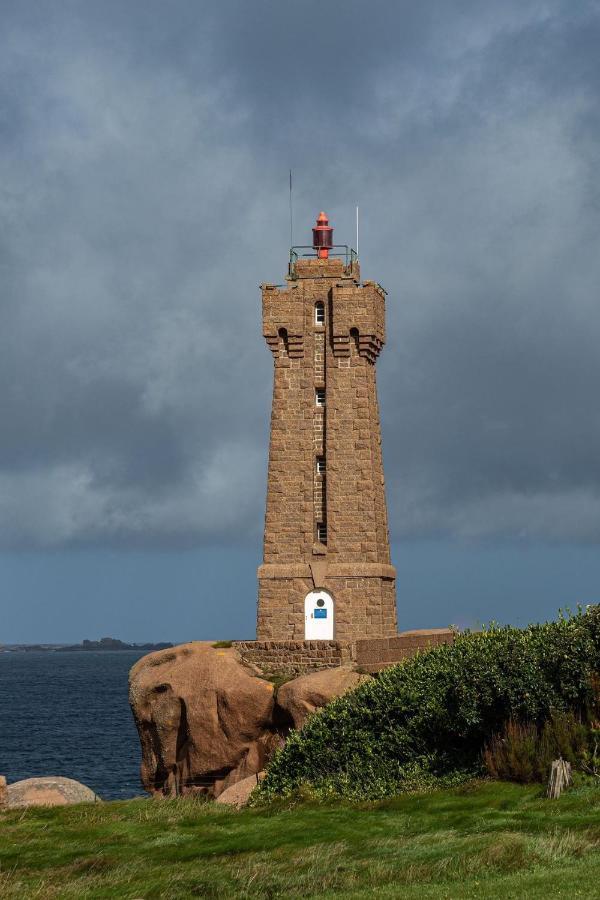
[304,590,334,640]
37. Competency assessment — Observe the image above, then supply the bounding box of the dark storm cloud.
[1,0,600,547]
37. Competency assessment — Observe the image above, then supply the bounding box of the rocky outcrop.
[130,643,371,802]
[215,771,266,807]
[129,642,277,798]
[276,667,371,730]
[6,777,99,808]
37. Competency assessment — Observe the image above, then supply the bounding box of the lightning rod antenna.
[356,205,359,258]
[289,170,293,248]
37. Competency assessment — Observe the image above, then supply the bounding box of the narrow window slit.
[278,327,289,356]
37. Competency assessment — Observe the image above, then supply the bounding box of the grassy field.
[1,780,600,898]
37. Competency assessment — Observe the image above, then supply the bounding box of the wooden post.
[0,776,7,810]
[547,758,572,799]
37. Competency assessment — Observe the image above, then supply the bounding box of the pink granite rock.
[7,777,99,808]
[129,642,277,798]
[215,771,266,807]
[276,667,371,730]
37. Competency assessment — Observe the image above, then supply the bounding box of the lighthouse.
[257,214,397,642]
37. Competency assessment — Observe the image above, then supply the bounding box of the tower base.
[257,563,397,642]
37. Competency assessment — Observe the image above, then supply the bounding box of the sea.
[0,651,147,800]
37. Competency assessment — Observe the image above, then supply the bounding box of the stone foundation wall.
[235,629,456,676]
[234,640,354,676]
[354,629,456,672]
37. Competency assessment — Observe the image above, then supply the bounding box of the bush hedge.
[483,711,594,783]
[258,606,600,800]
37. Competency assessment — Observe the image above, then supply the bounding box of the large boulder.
[215,771,266,807]
[276,667,371,730]
[129,642,276,798]
[7,777,99,808]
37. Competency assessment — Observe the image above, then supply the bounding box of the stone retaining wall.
[233,640,354,676]
[234,629,456,676]
[354,629,456,672]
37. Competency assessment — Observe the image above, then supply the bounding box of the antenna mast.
[356,205,359,257]
[289,170,293,248]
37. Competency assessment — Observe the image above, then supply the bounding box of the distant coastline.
[0,637,173,653]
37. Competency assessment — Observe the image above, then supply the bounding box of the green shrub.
[257,606,600,801]
[483,711,591,783]
[484,720,539,783]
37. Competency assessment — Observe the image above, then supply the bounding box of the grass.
[1,780,600,898]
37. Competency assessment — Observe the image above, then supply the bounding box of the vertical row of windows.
[316,457,326,543]
[315,303,326,544]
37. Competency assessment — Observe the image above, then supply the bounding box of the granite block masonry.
[257,213,398,642]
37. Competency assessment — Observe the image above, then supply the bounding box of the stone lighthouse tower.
[257,213,397,642]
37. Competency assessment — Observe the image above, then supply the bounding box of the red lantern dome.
[312,212,333,259]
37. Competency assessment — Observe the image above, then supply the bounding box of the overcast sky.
[2,0,600,642]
